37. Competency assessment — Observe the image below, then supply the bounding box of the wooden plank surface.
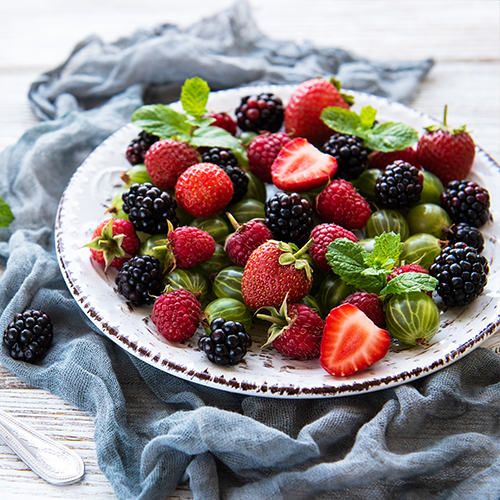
[0,1,499,498]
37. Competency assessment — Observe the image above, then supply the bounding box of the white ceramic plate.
[55,85,500,398]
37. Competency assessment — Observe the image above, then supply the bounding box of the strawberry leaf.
[180,77,210,118]
[131,104,191,139]
[380,272,438,296]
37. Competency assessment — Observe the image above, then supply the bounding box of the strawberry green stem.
[226,212,241,231]
[293,238,314,259]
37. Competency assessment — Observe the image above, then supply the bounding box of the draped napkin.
[2,1,500,499]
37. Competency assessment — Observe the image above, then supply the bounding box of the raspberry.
[198,318,252,365]
[125,131,159,165]
[316,179,372,230]
[247,132,291,183]
[205,112,238,136]
[445,222,484,252]
[322,132,369,180]
[368,147,421,171]
[309,223,358,272]
[341,291,386,329]
[235,93,284,133]
[3,309,53,363]
[168,226,215,268]
[152,288,201,341]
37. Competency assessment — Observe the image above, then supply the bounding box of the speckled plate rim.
[55,85,500,398]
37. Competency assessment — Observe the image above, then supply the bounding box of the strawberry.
[175,163,234,218]
[168,226,215,268]
[320,303,391,377]
[284,77,351,146]
[241,240,313,310]
[315,179,371,230]
[271,137,337,192]
[368,147,421,171]
[257,299,325,360]
[416,106,475,186]
[340,291,386,329]
[85,218,140,270]
[144,139,200,190]
[247,132,291,183]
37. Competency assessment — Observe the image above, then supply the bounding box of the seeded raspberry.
[152,288,201,342]
[168,226,215,268]
[205,112,238,136]
[341,291,386,329]
[247,132,291,183]
[316,179,372,230]
[309,223,358,273]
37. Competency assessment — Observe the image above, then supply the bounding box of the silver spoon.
[0,408,85,485]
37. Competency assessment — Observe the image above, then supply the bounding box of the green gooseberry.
[190,215,230,244]
[406,203,452,239]
[244,171,267,203]
[212,266,245,303]
[121,164,152,187]
[164,268,209,304]
[317,275,355,318]
[351,168,382,203]
[418,171,444,205]
[400,233,442,270]
[366,209,410,241]
[203,298,253,333]
[194,243,232,277]
[228,199,266,224]
[139,234,170,270]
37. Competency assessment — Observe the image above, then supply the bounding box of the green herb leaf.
[364,122,419,153]
[189,125,244,150]
[180,77,210,118]
[131,104,191,139]
[0,198,14,228]
[321,107,362,136]
[380,272,438,296]
[359,105,377,129]
[363,232,403,271]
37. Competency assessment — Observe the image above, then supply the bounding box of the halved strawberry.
[320,303,390,377]
[271,138,337,192]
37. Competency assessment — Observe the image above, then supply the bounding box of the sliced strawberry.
[320,303,390,377]
[271,138,337,192]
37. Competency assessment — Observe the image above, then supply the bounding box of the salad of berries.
[54,76,499,397]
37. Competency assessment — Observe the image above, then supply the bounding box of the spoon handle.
[0,408,85,485]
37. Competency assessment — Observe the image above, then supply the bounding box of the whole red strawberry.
[241,240,313,310]
[145,139,200,190]
[168,226,215,268]
[316,179,371,230]
[340,291,386,329]
[368,147,421,171]
[152,288,201,342]
[309,223,358,273]
[205,112,238,136]
[247,132,291,183]
[85,218,140,270]
[224,214,273,267]
[416,106,475,186]
[285,77,351,146]
[257,299,325,360]
[175,163,234,218]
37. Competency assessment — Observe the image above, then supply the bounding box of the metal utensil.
[0,408,85,485]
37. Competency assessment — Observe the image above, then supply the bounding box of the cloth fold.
[1,1,499,499]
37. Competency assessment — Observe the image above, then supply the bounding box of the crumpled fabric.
[2,1,500,499]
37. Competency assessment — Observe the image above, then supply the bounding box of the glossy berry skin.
[340,291,386,329]
[322,132,369,181]
[152,289,201,342]
[205,112,237,136]
[368,147,421,171]
[144,139,200,190]
[446,222,484,252]
[224,219,273,267]
[315,179,372,230]
[247,132,291,183]
[126,131,158,165]
[168,226,215,268]
[175,163,234,218]
[235,93,284,133]
[309,223,358,273]
[285,78,350,146]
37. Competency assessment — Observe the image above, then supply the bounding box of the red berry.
[152,288,201,342]
[368,147,421,171]
[316,179,371,230]
[309,223,358,273]
[168,226,215,268]
[205,112,238,136]
[175,163,234,218]
[247,132,291,183]
[145,139,200,190]
[388,264,431,296]
[341,291,386,329]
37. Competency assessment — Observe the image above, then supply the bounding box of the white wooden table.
[1,1,499,498]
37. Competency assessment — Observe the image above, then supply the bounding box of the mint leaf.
[131,104,191,139]
[364,122,418,152]
[180,77,210,118]
[190,125,244,150]
[359,106,377,129]
[363,232,403,271]
[380,272,438,296]
[0,198,14,228]
[321,107,362,136]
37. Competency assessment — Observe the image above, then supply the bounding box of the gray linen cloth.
[2,1,500,499]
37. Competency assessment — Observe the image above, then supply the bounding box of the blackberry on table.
[429,242,489,307]
[201,148,248,203]
[374,160,423,209]
[440,180,490,228]
[265,192,314,248]
[235,93,284,133]
[115,255,163,306]
[322,132,369,180]
[3,309,53,363]
[122,182,179,234]
[445,222,485,252]
[125,131,159,165]
[198,318,252,365]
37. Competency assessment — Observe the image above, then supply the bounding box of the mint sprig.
[380,272,438,296]
[321,105,418,152]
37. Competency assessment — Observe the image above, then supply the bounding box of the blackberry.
[201,148,248,203]
[440,180,490,228]
[122,182,179,234]
[115,255,163,306]
[322,132,369,180]
[265,192,314,247]
[429,242,489,307]
[125,131,159,165]
[198,317,252,365]
[3,309,53,363]
[235,93,284,133]
[374,160,423,209]
[445,223,485,252]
